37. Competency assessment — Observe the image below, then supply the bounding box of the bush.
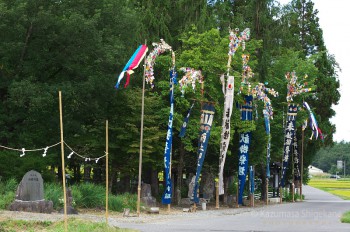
[0,178,18,209]
[71,183,105,208]
[44,182,63,210]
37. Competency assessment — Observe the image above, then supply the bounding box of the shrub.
[44,182,63,209]
[0,178,18,209]
[71,183,105,208]
[109,193,137,212]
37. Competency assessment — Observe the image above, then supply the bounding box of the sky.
[277,0,350,142]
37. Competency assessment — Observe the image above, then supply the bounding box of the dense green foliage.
[312,142,350,175]
[0,0,341,202]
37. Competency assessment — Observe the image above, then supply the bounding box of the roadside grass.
[341,211,350,223]
[308,178,350,200]
[0,218,137,232]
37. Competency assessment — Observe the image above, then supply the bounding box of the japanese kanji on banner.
[238,95,253,204]
[161,69,177,204]
[280,104,298,187]
[219,75,234,195]
[191,103,215,203]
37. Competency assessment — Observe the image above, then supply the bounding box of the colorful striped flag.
[115,44,148,88]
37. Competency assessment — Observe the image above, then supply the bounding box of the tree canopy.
[0,0,341,197]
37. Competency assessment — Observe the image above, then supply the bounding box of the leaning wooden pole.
[105,120,109,224]
[300,128,304,201]
[59,91,68,232]
[137,43,147,216]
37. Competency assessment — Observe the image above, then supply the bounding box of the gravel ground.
[0,203,271,225]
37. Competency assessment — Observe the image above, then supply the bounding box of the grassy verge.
[308,178,350,200]
[0,218,137,232]
[341,211,350,223]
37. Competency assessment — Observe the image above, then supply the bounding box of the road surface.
[115,185,350,232]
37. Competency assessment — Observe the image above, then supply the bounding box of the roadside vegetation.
[341,211,350,223]
[0,218,137,232]
[308,178,350,200]
[0,179,137,213]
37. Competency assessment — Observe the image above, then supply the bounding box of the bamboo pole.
[137,42,147,216]
[215,181,219,209]
[59,91,68,232]
[300,128,304,201]
[105,120,109,224]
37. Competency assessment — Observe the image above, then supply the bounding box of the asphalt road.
[115,185,350,232]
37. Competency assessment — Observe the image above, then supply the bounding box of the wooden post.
[266,178,269,205]
[300,128,304,201]
[215,181,219,209]
[59,91,68,232]
[137,50,147,217]
[279,186,282,204]
[105,120,109,225]
[236,179,239,208]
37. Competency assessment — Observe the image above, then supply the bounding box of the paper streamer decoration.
[218,75,235,195]
[238,95,253,204]
[192,103,215,203]
[179,102,195,138]
[227,28,250,69]
[115,44,148,88]
[161,69,177,204]
[252,82,278,178]
[286,72,312,102]
[145,39,172,88]
[178,67,203,96]
[280,104,298,187]
[303,102,323,140]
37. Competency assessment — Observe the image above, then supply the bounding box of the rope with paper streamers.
[0,142,61,157]
[64,141,106,163]
[0,141,106,163]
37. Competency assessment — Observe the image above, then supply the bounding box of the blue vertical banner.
[280,104,298,187]
[249,166,255,194]
[192,103,215,203]
[179,102,195,138]
[238,95,253,205]
[162,70,177,204]
[263,110,271,178]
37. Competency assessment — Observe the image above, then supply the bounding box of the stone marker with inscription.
[9,170,53,213]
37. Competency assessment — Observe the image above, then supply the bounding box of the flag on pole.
[161,70,176,205]
[280,104,298,187]
[115,44,148,89]
[218,75,234,195]
[192,103,215,203]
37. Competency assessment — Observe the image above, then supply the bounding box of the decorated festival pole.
[105,120,109,224]
[137,43,147,216]
[59,91,68,232]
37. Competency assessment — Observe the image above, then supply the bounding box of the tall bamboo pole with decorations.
[280,72,313,191]
[218,28,250,203]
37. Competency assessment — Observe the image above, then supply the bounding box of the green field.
[308,178,350,200]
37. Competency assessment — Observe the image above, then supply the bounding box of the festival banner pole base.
[215,182,219,209]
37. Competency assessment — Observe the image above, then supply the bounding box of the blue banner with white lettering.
[249,166,255,194]
[263,110,271,178]
[238,95,253,205]
[280,104,298,187]
[179,102,195,138]
[162,70,177,204]
[192,103,215,203]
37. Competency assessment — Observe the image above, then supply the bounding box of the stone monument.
[140,183,156,207]
[9,170,53,213]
